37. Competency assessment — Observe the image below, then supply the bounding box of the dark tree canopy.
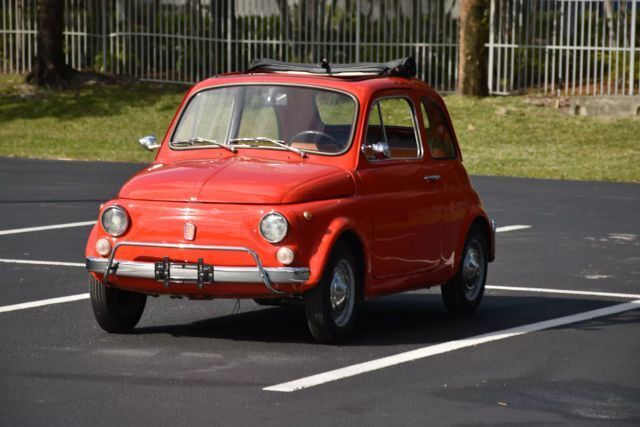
[458,0,489,96]
[26,0,73,87]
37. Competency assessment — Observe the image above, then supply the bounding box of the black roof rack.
[246,57,416,78]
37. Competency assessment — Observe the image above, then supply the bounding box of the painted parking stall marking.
[0,258,85,268]
[0,294,90,314]
[1,218,638,395]
[486,285,640,300]
[495,225,531,233]
[0,224,532,315]
[0,221,529,236]
[264,299,640,392]
[0,220,96,236]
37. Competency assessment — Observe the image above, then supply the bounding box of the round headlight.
[259,212,288,243]
[101,206,129,237]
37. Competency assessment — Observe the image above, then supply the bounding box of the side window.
[364,97,420,160]
[421,99,457,159]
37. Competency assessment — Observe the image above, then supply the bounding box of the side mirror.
[362,141,391,160]
[138,135,160,151]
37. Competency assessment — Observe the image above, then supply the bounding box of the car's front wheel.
[441,226,488,315]
[89,276,147,333]
[304,241,360,343]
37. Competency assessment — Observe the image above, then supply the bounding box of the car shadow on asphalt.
[131,293,626,346]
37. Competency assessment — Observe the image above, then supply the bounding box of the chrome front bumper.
[86,241,310,294]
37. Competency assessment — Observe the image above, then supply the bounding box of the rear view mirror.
[362,141,391,160]
[138,135,160,151]
[261,92,288,106]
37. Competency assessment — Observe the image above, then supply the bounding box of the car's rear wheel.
[441,226,488,315]
[304,241,360,344]
[89,276,147,333]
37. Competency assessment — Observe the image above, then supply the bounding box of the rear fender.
[454,208,495,270]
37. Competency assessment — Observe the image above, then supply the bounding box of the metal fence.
[1,0,638,95]
[489,0,639,96]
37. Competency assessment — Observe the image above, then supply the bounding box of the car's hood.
[119,157,355,204]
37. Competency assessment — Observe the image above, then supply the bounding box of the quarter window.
[421,99,457,159]
[364,97,420,160]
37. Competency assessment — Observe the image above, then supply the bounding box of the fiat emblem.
[184,222,196,241]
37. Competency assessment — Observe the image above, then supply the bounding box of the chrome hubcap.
[329,260,355,327]
[462,242,485,301]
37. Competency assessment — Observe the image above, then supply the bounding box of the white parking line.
[0,258,85,267]
[496,225,531,233]
[0,293,89,314]
[486,285,640,300]
[264,299,640,392]
[0,220,96,236]
[0,221,526,237]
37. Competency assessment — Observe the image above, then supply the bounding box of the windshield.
[171,85,356,155]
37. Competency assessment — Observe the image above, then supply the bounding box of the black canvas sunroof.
[246,57,416,78]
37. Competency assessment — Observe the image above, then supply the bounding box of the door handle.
[424,175,441,182]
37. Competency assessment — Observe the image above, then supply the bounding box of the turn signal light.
[96,238,112,257]
[276,247,295,265]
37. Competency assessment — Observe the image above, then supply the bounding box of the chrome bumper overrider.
[86,241,310,294]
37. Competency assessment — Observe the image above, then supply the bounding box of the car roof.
[191,72,435,98]
[189,56,438,98]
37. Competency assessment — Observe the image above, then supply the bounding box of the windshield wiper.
[172,137,237,153]
[228,137,306,158]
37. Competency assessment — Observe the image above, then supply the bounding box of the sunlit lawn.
[1,74,638,182]
[0,74,185,163]
[445,95,640,183]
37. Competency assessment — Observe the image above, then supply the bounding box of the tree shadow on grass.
[0,79,188,122]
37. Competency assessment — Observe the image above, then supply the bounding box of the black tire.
[89,276,147,333]
[441,226,488,315]
[304,241,361,344]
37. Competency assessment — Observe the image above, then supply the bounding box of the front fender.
[306,216,371,285]
[85,223,100,257]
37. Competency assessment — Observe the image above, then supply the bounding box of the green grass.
[445,95,640,183]
[1,74,638,182]
[0,74,185,162]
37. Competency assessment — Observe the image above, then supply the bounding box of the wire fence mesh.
[1,0,638,95]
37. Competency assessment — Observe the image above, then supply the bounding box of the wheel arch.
[334,230,367,300]
[469,215,495,262]
[454,210,495,271]
[306,217,371,292]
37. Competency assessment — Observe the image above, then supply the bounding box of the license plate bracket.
[154,258,214,289]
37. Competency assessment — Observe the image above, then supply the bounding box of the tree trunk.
[458,0,489,96]
[26,0,73,87]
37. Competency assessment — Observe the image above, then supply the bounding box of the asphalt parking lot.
[0,157,638,426]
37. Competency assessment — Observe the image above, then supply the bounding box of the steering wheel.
[289,130,339,149]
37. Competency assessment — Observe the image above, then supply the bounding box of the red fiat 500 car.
[85,58,495,343]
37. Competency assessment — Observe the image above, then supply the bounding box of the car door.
[357,95,444,279]
[420,97,468,265]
